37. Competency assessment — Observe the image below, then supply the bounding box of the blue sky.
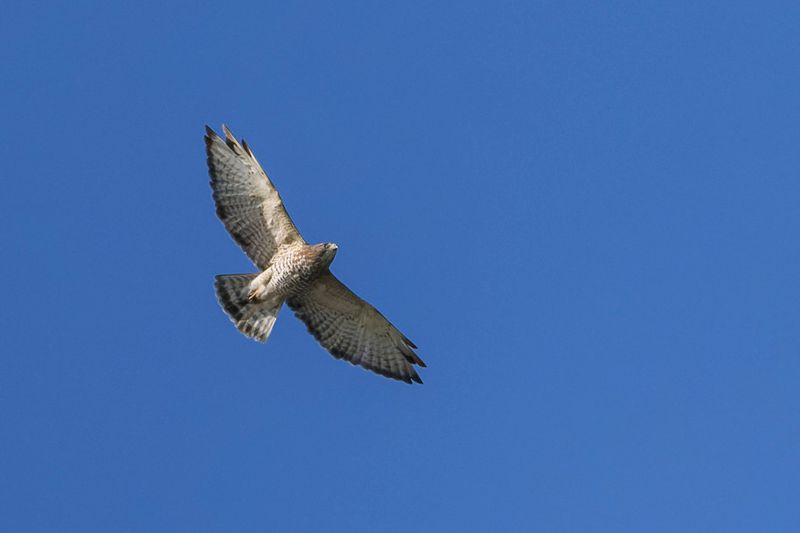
[2,1,799,531]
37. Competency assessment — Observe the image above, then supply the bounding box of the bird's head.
[317,242,339,266]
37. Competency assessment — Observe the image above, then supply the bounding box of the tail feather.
[214,274,283,342]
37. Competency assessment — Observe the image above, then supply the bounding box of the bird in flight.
[205,125,426,383]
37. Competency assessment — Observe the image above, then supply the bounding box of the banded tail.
[214,274,283,342]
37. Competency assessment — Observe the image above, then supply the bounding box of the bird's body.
[205,125,425,383]
[246,242,337,302]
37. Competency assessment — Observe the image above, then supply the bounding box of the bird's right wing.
[205,125,304,269]
[288,271,426,384]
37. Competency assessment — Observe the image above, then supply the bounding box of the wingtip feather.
[400,333,417,349]
[222,124,236,141]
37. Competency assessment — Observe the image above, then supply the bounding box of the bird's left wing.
[288,271,426,384]
[205,125,304,269]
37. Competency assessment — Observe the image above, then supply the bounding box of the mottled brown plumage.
[206,125,425,384]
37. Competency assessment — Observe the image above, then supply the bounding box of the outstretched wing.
[288,271,426,384]
[205,125,304,269]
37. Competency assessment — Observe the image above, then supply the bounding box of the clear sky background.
[2,1,799,531]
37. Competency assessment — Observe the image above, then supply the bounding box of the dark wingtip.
[204,126,219,152]
[400,333,417,349]
[400,339,425,367]
[242,139,254,158]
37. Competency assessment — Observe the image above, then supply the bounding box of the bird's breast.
[268,245,327,298]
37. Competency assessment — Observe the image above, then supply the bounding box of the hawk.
[205,125,426,384]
